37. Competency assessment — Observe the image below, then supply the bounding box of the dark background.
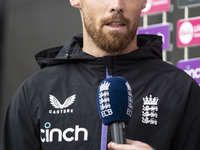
[0,0,200,141]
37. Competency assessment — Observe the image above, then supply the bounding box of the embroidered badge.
[142,95,159,125]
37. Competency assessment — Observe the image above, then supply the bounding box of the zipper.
[103,56,113,77]
[100,56,113,150]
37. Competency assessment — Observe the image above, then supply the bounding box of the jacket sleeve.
[1,83,41,150]
[171,81,200,150]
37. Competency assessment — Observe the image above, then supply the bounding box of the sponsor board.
[137,24,170,50]
[177,17,200,47]
[141,0,170,15]
[177,58,200,85]
[178,0,200,7]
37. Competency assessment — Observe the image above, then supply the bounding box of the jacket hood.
[35,34,162,69]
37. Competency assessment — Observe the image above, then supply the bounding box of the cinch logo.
[40,122,88,143]
[184,65,200,79]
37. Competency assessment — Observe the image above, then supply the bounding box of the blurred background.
[0,0,200,140]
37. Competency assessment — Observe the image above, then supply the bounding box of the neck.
[82,32,138,57]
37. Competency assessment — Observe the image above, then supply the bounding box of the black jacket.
[1,34,200,150]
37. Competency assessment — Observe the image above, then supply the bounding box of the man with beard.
[73,0,152,149]
[1,0,200,150]
[78,0,140,57]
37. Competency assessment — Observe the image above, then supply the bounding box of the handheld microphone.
[97,76,133,144]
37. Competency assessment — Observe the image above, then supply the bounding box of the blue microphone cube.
[97,76,133,125]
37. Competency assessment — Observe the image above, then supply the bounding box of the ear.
[142,0,147,9]
[69,0,80,8]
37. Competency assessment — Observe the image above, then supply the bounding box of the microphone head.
[97,76,133,125]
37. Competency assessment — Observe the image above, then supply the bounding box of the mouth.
[106,21,126,27]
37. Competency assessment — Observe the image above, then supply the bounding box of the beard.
[82,12,139,54]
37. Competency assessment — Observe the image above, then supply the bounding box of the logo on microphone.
[142,95,159,125]
[99,81,110,92]
[99,81,113,117]
[125,81,133,117]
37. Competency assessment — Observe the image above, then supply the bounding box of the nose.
[109,0,125,13]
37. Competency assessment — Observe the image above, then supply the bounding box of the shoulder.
[153,60,199,92]
[18,64,67,98]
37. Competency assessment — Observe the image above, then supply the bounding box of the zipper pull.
[103,56,113,76]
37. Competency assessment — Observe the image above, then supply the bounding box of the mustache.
[100,13,130,27]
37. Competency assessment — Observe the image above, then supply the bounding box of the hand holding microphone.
[108,139,155,150]
[96,76,133,144]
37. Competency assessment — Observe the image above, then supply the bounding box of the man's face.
[79,0,146,53]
